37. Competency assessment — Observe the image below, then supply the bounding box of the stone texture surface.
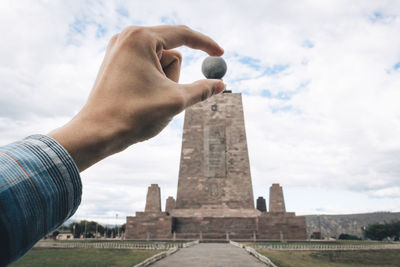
[125,212,172,239]
[165,196,176,214]
[269,183,286,213]
[256,197,267,212]
[201,56,227,79]
[258,212,307,240]
[176,93,254,210]
[145,184,161,213]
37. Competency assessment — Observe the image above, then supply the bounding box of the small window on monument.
[211,104,217,111]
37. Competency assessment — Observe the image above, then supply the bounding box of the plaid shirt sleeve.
[0,134,82,266]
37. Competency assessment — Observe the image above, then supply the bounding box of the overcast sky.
[1,0,400,224]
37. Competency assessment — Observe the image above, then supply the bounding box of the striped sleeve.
[0,134,82,266]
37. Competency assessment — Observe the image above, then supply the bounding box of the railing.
[251,243,400,251]
[34,241,190,250]
[230,240,277,267]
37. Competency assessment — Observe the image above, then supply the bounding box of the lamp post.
[84,221,87,239]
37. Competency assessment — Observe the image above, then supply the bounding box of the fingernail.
[213,81,226,94]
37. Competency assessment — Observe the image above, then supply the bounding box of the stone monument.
[256,197,267,212]
[125,57,307,240]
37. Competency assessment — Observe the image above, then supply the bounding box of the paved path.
[151,243,266,267]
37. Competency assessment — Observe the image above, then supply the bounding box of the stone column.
[269,183,286,213]
[145,184,162,212]
[165,196,176,213]
[256,196,267,212]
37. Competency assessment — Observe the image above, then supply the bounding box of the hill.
[304,212,400,238]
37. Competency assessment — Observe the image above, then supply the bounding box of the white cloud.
[1,0,400,224]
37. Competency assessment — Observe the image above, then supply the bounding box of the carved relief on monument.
[203,125,226,178]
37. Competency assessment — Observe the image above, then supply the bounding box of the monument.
[125,57,307,240]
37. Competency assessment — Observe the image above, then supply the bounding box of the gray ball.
[202,56,227,79]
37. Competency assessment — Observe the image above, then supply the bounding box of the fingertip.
[213,80,226,94]
[210,46,224,56]
[218,47,224,56]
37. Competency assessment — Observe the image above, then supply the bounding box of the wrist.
[48,110,128,171]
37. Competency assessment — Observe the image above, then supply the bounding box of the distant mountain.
[305,212,400,238]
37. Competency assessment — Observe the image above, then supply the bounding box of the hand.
[49,25,225,171]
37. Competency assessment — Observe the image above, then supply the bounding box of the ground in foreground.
[259,250,400,267]
[11,248,162,267]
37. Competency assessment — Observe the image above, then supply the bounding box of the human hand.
[49,25,225,171]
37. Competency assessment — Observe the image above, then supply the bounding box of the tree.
[69,220,105,238]
[364,221,400,241]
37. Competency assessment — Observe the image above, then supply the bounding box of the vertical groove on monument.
[175,93,254,209]
[269,183,286,213]
[145,184,162,212]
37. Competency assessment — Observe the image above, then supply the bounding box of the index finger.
[150,25,224,56]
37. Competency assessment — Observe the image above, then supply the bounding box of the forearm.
[48,111,126,172]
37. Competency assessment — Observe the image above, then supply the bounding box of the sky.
[1,0,400,225]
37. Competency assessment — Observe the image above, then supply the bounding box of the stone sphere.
[201,56,227,79]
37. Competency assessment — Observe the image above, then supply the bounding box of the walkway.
[151,243,266,267]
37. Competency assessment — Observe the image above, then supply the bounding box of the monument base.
[126,209,307,240]
[125,212,172,240]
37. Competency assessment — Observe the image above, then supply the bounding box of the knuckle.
[169,92,186,112]
[126,26,148,37]
[174,51,183,62]
[121,26,152,45]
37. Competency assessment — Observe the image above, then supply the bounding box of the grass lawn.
[259,250,400,267]
[244,241,394,247]
[11,248,163,267]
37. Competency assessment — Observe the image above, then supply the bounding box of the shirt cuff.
[0,134,82,264]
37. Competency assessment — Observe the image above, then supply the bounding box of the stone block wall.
[125,212,172,239]
[257,213,307,240]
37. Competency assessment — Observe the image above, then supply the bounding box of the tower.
[145,184,161,213]
[269,184,286,213]
[175,93,254,209]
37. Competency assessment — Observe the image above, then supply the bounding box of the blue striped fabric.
[0,135,82,266]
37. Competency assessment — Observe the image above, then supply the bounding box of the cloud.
[1,0,400,224]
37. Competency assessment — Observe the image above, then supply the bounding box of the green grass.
[244,240,395,247]
[11,248,163,267]
[259,250,400,267]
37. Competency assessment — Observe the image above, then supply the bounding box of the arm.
[0,25,224,265]
[48,25,226,171]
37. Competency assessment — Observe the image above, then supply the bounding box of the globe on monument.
[202,56,227,79]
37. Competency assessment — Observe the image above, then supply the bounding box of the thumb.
[181,79,226,108]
